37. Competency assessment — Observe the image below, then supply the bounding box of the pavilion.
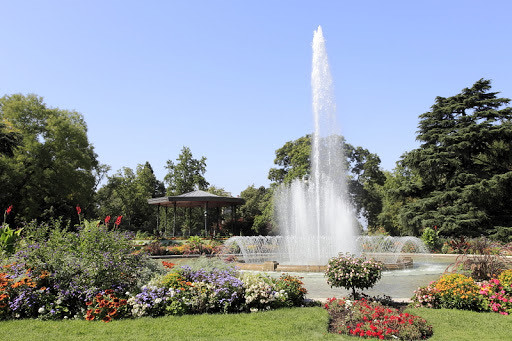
[147,190,244,237]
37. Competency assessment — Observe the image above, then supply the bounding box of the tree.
[267,135,386,230]
[0,94,106,223]
[0,121,22,157]
[399,79,512,239]
[268,135,311,184]
[238,185,271,235]
[163,147,209,236]
[164,146,208,195]
[96,162,165,232]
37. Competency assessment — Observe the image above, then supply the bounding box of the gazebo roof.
[147,190,244,208]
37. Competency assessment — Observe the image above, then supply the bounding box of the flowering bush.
[325,297,433,340]
[326,253,383,298]
[479,277,512,315]
[127,285,183,317]
[0,219,157,320]
[85,289,128,322]
[434,274,485,311]
[241,273,287,312]
[274,274,307,307]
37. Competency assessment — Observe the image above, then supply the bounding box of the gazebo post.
[204,202,209,237]
[173,202,176,237]
[216,207,220,238]
[156,205,160,235]
[164,206,168,237]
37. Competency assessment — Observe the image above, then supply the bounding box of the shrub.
[325,297,433,340]
[430,274,485,311]
[498,269,512,293]
[84,289,128,322]
[325,253,383,298]
[241,273,287,312]
[411,282,440,309]
[479,277,512,315]
[274,274,307,307]
[1,220,157,319]
[421,227,440,252]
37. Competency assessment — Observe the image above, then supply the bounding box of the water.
[250,255,454,301]
[224,235,429,265]
[273,26,357,265]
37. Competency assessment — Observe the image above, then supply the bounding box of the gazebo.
[147,190,244,237]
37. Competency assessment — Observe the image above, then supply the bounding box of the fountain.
[273,25,357,265]
[224,26,428,269]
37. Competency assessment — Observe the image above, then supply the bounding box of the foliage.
[399,79,512,239]
[434,274,485,311]
[84,289,129,322]
[411,273,489,312]
[274,274,307,307]
[325,297,433,340]
[164,146,208,195]
[0,225,22,255]
[144,239,223,256]
[325,253,383,298]
[96,162,165,233]
[0,121,22,157]
[267,135,386,231]
[239,185,271,235]
[421,227,440,251]
[479,277,512,315]
[0,94,108,224]
[0,219,156,319]
[445,237,511,280]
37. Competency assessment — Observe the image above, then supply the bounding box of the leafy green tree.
[0,94,106,223]
[96,162,165,232]
[164,146,209,195]
[399,79,512,239]
[268,135,311,184]
[237,185,271,235]
[0,121,22,157]
[377,165,422,235]
[163,147,209,236]
[267,135,385,230]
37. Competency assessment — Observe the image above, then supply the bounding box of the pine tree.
[400,79,512,239]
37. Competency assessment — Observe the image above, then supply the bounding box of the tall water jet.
[274,26,358,264]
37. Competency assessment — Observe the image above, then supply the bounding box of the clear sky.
[1,1,511,196]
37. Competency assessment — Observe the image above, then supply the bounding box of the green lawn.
[0,307,510,340]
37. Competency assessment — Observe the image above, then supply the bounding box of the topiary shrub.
[325,253,383,298]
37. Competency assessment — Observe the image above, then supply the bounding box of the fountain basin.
[231,256,413,272]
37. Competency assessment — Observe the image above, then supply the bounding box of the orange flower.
[102,316,112,323]
[86,301,93,306]
[85,314,95,321]
[108,308,118,316]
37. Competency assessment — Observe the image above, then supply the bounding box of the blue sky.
[2,1,511,195]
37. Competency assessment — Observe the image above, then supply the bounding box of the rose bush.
[325,253,383,298]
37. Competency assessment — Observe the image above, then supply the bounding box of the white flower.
[38,307,46,314]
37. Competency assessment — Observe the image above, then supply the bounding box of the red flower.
[102,315,112,323]
[76,205,82,215]
[114,215,123,227]
[5,205,13,215]
[104,215,111,225]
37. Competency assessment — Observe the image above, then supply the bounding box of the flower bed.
[412,270,512,315]
[0,220,308,321]
[325,297,433,340]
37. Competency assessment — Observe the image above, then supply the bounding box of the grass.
[405,307,512,341]
[1,306,511,340]
[0,307,343,341]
